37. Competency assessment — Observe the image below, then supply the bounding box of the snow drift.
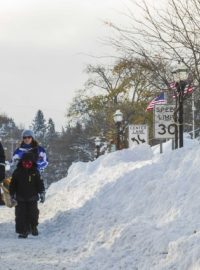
[1,138,200,270]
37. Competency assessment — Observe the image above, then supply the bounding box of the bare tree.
[107,0,200,88]
[85,64,131,104]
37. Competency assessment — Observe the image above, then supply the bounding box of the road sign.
[154,104,177,139]
[128,124,148,147]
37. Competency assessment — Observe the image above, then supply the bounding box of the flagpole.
[192,91,195,139]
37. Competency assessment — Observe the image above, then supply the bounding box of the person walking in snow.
[11,129,48,173]
[9,152,45,238]
[0,141,5,205]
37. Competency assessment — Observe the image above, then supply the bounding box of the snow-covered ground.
[1,137,200,270]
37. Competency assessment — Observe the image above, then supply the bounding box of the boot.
[31,225,38,236]
[18,233,28,239]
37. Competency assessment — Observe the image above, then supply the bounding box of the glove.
[40,192,45,203]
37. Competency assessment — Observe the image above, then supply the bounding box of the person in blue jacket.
[11,129,48,173]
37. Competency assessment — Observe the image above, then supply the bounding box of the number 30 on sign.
[154,104,177,139]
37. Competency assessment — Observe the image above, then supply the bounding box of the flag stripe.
[146,92,166,111]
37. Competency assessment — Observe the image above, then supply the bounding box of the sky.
[0,0,137,131]
[1,136,200,269]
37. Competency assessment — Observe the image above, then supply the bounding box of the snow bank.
[1,139,200,270]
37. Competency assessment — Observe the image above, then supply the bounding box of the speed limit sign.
[154,104,177,139]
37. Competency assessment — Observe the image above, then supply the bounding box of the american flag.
[146,92,167,111]
[169,82,177,89]
[169,81,193,95]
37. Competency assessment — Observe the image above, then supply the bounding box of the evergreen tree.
[0,114,22,160]
[32,110,46,143]
[46,118,56,140]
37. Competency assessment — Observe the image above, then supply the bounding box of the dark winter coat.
[9,162,45,202]
[0,142,5,183]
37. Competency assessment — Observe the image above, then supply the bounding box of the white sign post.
[128,124,148,148]
[154,104,177,139]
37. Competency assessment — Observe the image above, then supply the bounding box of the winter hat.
[22,152,35,162]
[21,152,36,169]
[22,129,35,139]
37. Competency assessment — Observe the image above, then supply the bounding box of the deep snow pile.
[1,138,200,270]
